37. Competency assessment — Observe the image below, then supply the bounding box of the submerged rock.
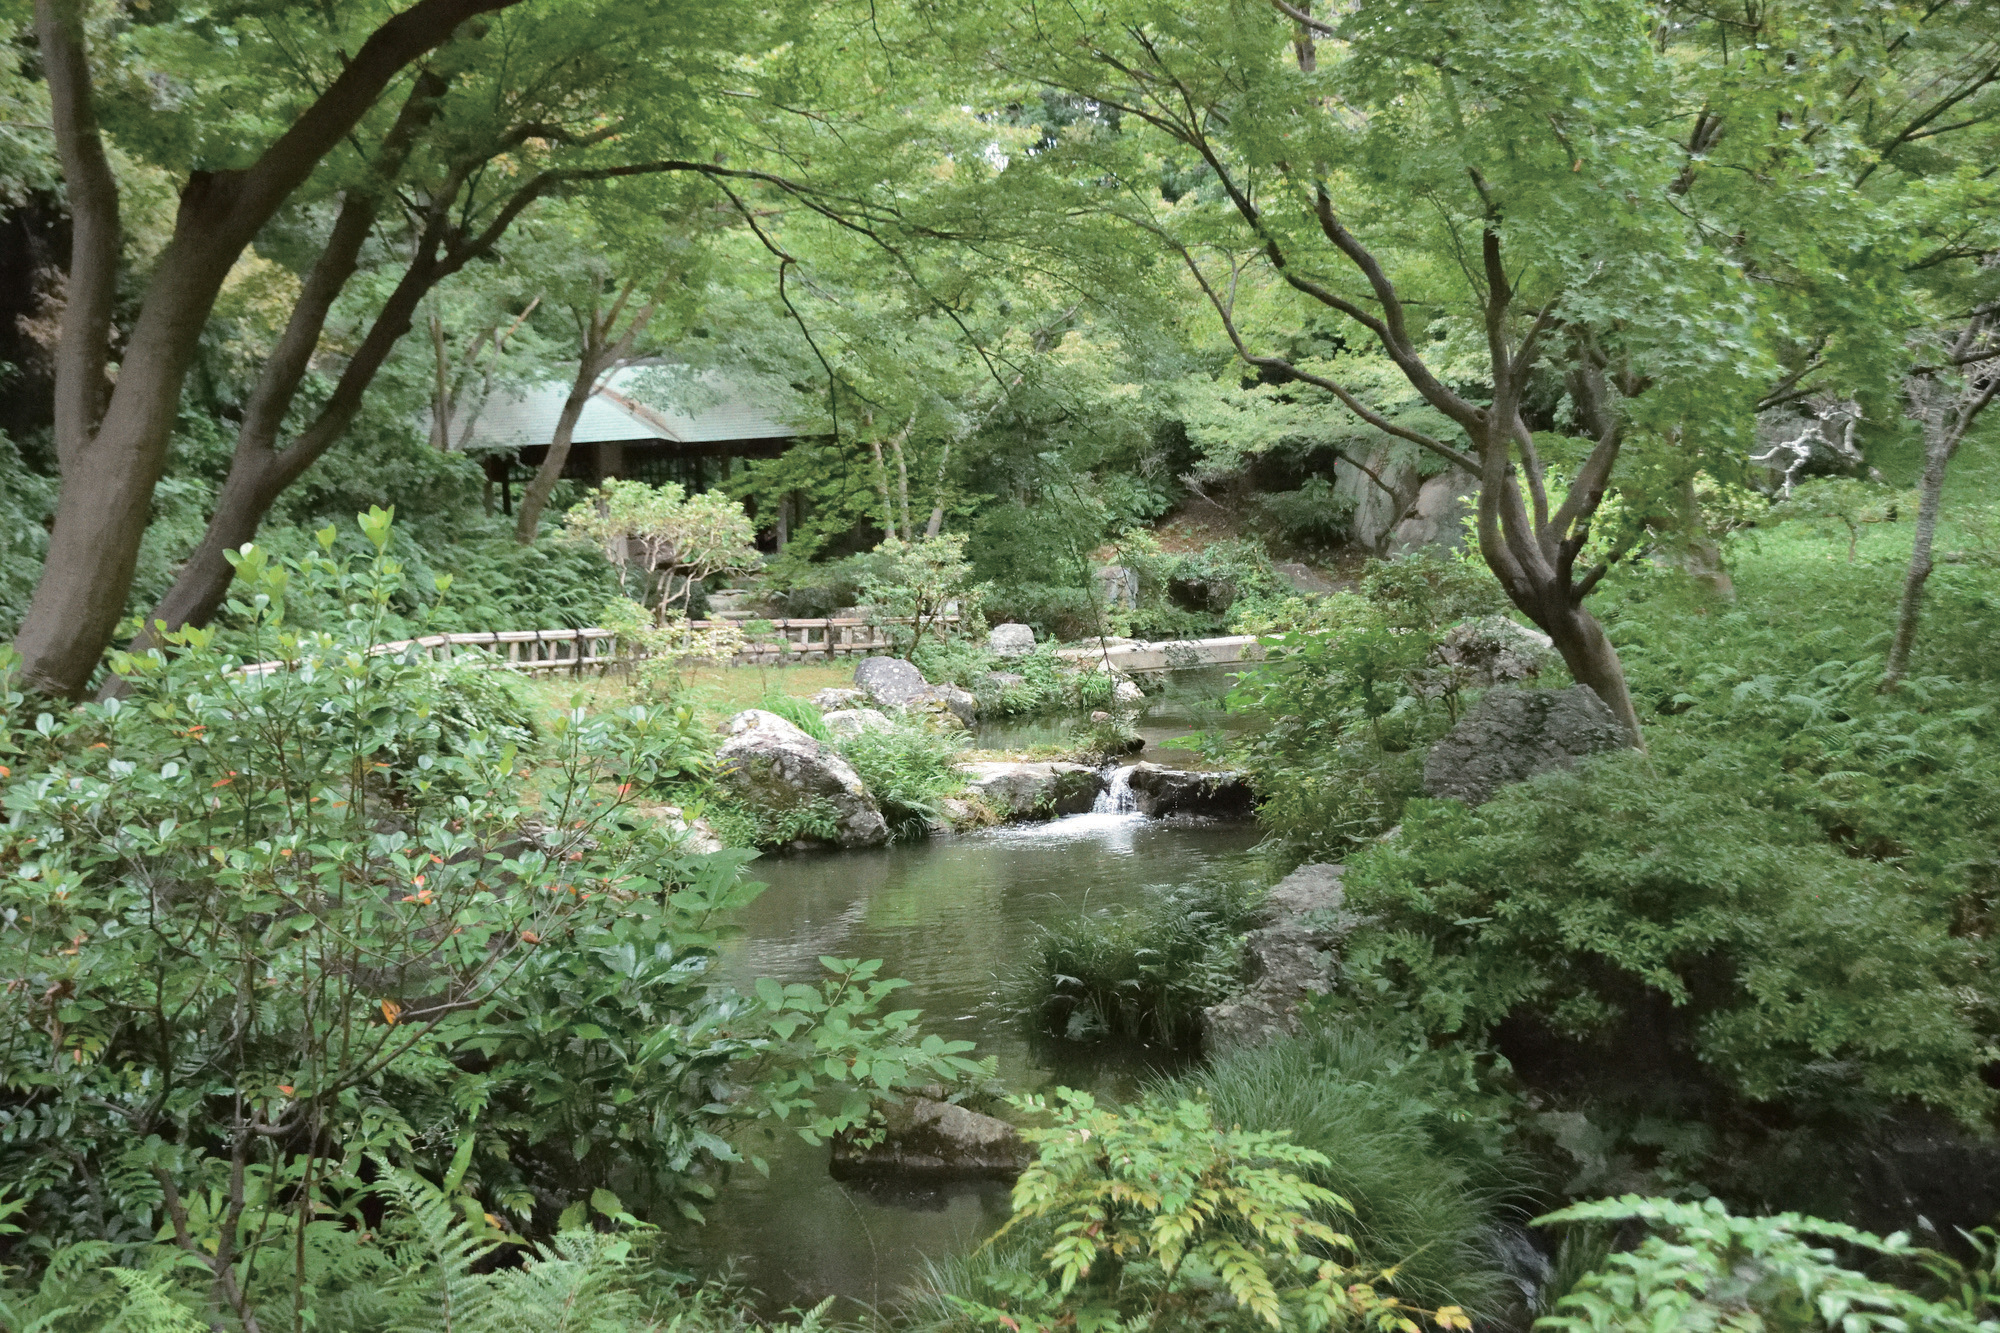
[956,760,1102,819]
[822,707,893,739]
[831,1096,1029,1178]
[1204,863,1353,1049]
[1422,685,1627,807]
[1125,763,1255,819]
[714,709,888,848]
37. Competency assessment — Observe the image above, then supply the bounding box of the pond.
[972,664,1263,764]
[676,808,1270,1312]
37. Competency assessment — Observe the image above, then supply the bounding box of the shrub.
[1026,874,1267,1047]
[1537,1195,2000,1332]
[766,552,877,618]
[1765,476,1911,563]
[858,534,986,655]
[1356,546,1507,634]
[1253,476,1357,550]
[0,513,988,1316]
[983,582,1104,643]
[430,663,543,753]
[0,1168,841,1333]
[562,479,758,620]
[1149,1023,1520,1319]
[1337,751,1993,1126]
[836,722,969,839]
[924,1089,1466,1333]
[701,795,845,849]
[1225,609,1457,860]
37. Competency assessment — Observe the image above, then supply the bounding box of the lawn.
[519,658,863,729]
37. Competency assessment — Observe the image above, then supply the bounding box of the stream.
[671,669,1270,1311]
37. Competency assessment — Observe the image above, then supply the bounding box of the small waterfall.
[1092,764,1138,814]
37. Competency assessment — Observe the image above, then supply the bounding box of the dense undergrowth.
[0,520,988,1328]
[1023,873,1269,1047]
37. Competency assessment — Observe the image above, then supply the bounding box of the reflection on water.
[671,809,1268,1312]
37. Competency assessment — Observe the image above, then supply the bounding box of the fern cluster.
[0,1171,830,1333]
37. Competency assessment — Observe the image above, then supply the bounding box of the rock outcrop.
[957,761,1103,819]
[1422,686,1628,807]
[714,709,889,848]
[1125,763,1255,819]
[631,803,724,854]
[988,623,1036,658]
[1272,561,1337,596]
[810,687,865,711]
[1429,616,1555,689]
[822,707,893,739]
[854,657,978,727]
[1387,468,1478,555]
[830,1096,1029,1178]
[855,656,930,708]
[1204,864,1352,1049]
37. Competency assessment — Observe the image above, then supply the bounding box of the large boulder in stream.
[715,710,889,848]
[957,761,1103,819]
[1204,863,1354,1049]
[831,1096,1030,1178]
[1125,763,1255,819]
[855,657,978,728]
[1422,685,1627,807]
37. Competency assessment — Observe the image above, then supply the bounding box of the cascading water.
[1092,763,1138,814]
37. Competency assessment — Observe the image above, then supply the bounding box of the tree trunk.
[15,0,523,697]
[131,457,289,643]
[1525,592,1645,743]
[514,364,604,544]
[867,435,895,540]
[1883,433,1950,687]
[1882,332,1996,689]
[893,439,912,541]
[513,284,657,544]
[923,440,952,539]
[1676,472,1734,599]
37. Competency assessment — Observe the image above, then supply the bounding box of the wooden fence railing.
[239,616,954,678]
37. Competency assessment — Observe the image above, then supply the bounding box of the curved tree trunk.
[513,280,659,544]
[514,371,602,544]
[16,0,524,698]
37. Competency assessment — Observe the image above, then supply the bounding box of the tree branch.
[1172,242,1480,474]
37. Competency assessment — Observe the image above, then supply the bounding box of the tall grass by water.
[1150,1023,1523,1320]
[1024,874,1268,1047]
